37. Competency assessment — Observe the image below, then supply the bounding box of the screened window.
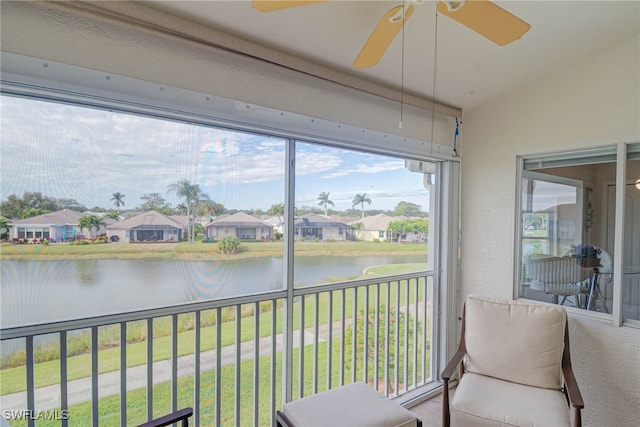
[0,78,454,423]
[518,144,640,326]
[293,142,431,288]
[0,94,286,325]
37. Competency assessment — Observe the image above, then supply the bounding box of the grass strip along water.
[0,264,428,396]
[0,241,425,261]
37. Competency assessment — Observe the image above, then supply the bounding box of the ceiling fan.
[252,0,531,68]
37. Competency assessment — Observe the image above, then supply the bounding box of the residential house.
[9,209,112,242]
[206,212,272,241]
[106,210,184,242]
[295,213,355,241]
[350,213,403,242]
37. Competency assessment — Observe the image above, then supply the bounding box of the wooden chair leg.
[442,380,451,427]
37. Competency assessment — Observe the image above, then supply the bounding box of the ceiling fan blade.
[352,5,415,69]
[437,0,530,46]
[252,0,329,13]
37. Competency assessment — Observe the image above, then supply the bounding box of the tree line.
[1,186,427,225]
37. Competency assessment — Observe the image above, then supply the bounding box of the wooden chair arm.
[562,362,584,409]
[442,350,465,382]
[137,407,193,427]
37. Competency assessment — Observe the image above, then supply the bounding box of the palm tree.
[105,211,120,221]
[0,217,12,240]
[268,203,285,235]
[168,180,208,243]
[190,190,209,242]
[200,200,224,222]
[78,214,106,238]
[111,192,126,214]
[168,180,196,242]
[352,222,363,240]
[317,191,335,216]
[176,203,188,216]
[352,193,372,219]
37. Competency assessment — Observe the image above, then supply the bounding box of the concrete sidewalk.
[1,304,424,413]
[0,329,324,412]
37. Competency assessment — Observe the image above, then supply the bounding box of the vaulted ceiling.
[142,1,640,113]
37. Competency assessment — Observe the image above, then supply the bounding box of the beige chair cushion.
[464,295,566,389]
[451,372,570,427]
[282,382,418,427]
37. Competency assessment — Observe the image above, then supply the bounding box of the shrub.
[345,305,420,393]
[218,235,241,254]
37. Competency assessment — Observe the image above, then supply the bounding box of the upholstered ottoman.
[276,382,422,427]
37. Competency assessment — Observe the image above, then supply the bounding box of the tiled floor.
[408,391,447,427]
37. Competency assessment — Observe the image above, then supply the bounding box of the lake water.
[1,255,426,328]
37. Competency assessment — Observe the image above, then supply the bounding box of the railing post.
[91,326,99,426]
[194,311,201,427]
[120,323,127,427]
[61,331,69,427]
[26,336,35,427]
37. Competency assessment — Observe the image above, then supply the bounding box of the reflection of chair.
[442,296,583,427]
[525,254,593,307]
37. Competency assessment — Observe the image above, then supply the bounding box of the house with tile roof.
[294,213,355,241]
[9,209,115,242]
[106,210,184,243]
[206,212,272,241]
[349,213,401,242]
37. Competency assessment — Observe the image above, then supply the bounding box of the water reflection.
[1,255,425,327]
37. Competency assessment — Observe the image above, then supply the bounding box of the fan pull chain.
[399,1,407,129]
[429,4,439,157]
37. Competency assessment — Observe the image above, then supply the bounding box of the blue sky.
[1,95,430,213]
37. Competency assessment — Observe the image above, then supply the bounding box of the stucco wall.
[460,34,640,426]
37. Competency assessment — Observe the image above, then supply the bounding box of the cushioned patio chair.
[441,295,583,427]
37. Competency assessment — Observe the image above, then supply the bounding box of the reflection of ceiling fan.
[252,0,531,68]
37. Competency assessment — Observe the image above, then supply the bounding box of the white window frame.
[515,143,640,327]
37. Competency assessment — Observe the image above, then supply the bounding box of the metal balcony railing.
[0,271,435,426]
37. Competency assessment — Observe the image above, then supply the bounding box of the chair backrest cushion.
[464,295,566,390]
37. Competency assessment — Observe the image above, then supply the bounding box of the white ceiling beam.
[47,0,462,119]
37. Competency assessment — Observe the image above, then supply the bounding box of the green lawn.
[1,264,429,395]
[0,240,427,261]
[4,330,432,426]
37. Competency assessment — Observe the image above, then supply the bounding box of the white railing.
[0,271,434,426]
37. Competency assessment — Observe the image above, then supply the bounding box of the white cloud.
[0,96,428,212]
[294,151,343,175]
[321,160,405,179]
